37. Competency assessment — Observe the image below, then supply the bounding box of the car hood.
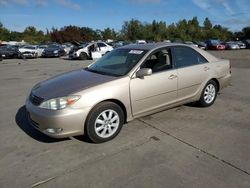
[19,48,36,52]
[32,69,117,100]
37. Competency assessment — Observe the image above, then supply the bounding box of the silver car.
[26,43,231,143]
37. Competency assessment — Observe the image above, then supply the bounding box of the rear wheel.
[198,80,218,107]
[85,102,124,143]
[79,52,87,60]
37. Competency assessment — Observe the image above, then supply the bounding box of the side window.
[141,48,172,73]
[98,43,107,47]
[173,46,208,68]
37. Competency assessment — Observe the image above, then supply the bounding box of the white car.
[62,43,74,55]
[136,40,147,44]
[184,41,199,48]
[18,45,38,58]
[69,42,113,60]
[37,45,48,57]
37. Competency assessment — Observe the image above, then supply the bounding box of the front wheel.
[85,102,124,143]
[198,80,218,107]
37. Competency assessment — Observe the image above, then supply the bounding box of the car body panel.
[130,69,177,116]
[32,69,118,100]
[176,63,210,101]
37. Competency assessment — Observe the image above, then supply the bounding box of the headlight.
[54,50,59,54]
[39,96,80,110]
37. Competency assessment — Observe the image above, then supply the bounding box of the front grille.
[29,93,44,106]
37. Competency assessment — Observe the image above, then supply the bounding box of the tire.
[198,80,218,107]
[85,102,124,143]
[79,52,87,60]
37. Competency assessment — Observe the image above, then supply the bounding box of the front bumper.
[25,99,91,138]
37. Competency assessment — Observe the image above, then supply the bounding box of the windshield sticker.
[129,50,144,54]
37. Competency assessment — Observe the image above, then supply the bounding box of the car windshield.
[86,49,147,77]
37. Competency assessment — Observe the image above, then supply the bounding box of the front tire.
[85,102,124,143]
[198,80,218,107]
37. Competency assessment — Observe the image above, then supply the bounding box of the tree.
[203,17,212,30]
[242,27,250,38]
[121,19,144,41]
[102,27,116,40]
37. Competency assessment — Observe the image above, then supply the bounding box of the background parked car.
[62,43,74,55]
[37,45,48,57]
[236,41,246,49]
[193,41,207,50]
[0,45,19,59]
[184,41,198,48]
[18,45,38,58]
[222,42,240,50]
[41,44,66,57]
[69,42,113,60]
[206,39,225,50]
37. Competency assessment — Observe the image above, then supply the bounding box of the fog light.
[45,128,63,134]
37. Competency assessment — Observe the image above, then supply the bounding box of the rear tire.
[198,80,218,107]
[85,102,124,143]
[79,52,87,60]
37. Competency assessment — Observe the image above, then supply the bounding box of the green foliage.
[119,17,234,42]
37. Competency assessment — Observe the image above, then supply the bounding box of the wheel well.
[102,99,127,123]
[211,78,220,91]
[80,52,87,56]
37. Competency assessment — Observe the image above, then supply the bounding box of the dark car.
[41,44,65,57]
[243,39,250,49]
[205,39,225,50]
[0,45,19,59]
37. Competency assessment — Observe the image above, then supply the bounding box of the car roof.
[119,42,195,50]
[120,42,218,62]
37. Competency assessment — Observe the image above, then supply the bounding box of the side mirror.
[136,68,152,78]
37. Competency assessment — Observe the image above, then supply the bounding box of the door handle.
[168,74,177,79]
[204,66,210,71]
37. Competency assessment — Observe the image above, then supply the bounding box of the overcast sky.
[0,0,249,32]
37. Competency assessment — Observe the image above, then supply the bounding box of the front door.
[130,48,178,116]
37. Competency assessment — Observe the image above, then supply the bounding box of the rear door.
[172,46,211,101]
